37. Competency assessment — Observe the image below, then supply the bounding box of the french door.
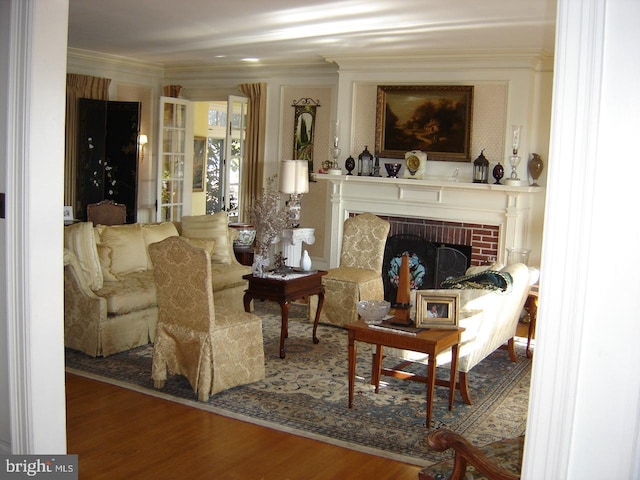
[203,95,247,222]
[156,96,194,221]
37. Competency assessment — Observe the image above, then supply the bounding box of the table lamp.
[279,160,309,228]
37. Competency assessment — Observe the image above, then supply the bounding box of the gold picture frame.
[375,85,474,161]
[414,291,460,329]
[192,136,206,192]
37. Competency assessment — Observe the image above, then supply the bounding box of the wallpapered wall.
[279,83,512,262]
[352,83,508,180]
[280,86,334,259]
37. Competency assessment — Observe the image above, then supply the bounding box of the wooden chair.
[419,429,522,480]
[149,236,265,402]
[87,199,126,226]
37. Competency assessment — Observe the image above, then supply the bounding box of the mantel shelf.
[314,173,542,194]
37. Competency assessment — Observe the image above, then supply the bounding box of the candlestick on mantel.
[393,253,412,326]
[333,120,340,148]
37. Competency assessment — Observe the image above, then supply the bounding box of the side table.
[346,321,463,427]
[243,270,326,358]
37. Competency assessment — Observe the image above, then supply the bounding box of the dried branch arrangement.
[248,175,289,257]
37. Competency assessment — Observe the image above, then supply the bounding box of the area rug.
[65,302,531,467]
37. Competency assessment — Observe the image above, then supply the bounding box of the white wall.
[1,0,69,453]
[0,0,12,454]
[524,0,640,478]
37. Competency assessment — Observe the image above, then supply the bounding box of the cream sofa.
[386,262,539,404]
[63,213,251,357]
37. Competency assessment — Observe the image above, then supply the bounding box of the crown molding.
[163,57,338,81]
[325,49,555,72]
[67,48,164,79]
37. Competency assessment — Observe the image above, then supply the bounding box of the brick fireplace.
[317,174,543,269]
[382,216,499,266]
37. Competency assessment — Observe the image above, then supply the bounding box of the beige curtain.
[238,83,267,222]
[163,85,183,98]
[65,74,111,211]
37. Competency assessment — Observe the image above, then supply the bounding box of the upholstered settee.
[386,262,539,404]
[63,213,251,357]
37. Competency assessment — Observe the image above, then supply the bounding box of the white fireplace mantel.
[315,174,544,268]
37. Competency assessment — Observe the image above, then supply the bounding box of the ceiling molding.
[325,49,555,72]
[67,48,164,80]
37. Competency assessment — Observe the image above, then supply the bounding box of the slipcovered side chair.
[310,213,390,327]
[87,199,126,226]
[149,236,265,402]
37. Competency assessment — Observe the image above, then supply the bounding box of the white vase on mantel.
[300,250,312,271]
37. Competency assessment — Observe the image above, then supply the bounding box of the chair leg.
[507,337,518,363]
[459,372,473,405]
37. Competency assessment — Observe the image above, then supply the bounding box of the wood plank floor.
[66,373,422,479]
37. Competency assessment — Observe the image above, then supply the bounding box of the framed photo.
[375,85,474,161]
[414,291,460,329]
[192,136,206,192]
[63,205,73,221]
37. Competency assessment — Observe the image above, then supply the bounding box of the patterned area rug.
[65,302,531,467]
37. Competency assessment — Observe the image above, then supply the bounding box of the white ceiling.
[67,0,557,66]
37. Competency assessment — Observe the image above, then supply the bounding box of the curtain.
[163,85,183,97]
[65,74,111,209]
[238,83,267,222]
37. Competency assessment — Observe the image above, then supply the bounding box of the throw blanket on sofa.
[441,270,513,292]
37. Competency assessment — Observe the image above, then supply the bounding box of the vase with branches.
[248,175,289,276]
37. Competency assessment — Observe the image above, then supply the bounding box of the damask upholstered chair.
[87,199,126,226]
[310,213,390,327]
[149,236,265,401]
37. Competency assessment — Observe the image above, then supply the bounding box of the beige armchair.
[149,236,265,401]
[310,213,390,327]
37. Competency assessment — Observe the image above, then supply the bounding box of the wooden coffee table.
[346,320,463,427]
[243,271,326,358]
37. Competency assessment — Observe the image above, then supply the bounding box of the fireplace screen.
[383,234,437,306]
[383,235,470,305]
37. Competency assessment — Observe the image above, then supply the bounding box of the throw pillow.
[63,221,103,291]
[441,270,513,292]
[96,245,121,282]
[180,213,232,264]
[184,238,216,256]
[142,222,179,269]
[97,224,148,275]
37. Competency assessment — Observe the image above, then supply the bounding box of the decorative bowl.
[384,163,402,178]
[228,223,256,250]
[357,300,391,325]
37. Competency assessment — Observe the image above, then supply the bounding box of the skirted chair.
[149,236,265,402]
[310,213,390,327]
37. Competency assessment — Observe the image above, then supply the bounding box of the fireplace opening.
[383,235,471,305]
[435,243,471,287]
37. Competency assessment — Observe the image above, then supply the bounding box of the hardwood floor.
[66,373,422,479]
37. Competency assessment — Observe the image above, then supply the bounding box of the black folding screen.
[76,98,140,223]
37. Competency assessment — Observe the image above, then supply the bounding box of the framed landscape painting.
[375,85,474,161]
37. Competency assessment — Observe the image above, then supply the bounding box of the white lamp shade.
[279,160,309,194]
